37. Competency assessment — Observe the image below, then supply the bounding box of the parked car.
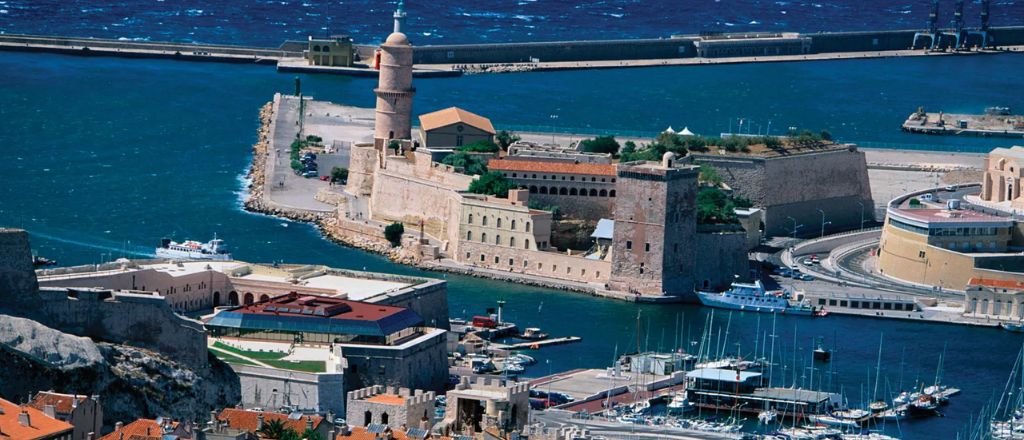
[921,193,935,202]
[944,184,958,192]
[302,170,318,178]
[319,175,330,181]
[799,274,815,281]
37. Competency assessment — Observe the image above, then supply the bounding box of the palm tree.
[258,419,287,439]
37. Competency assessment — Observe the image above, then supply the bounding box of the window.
[552,265,557,272]
[495,235,501,245]
[494,256,500,263]
[511,220,517,230]
[570,176,575,181]
[468,214,473,224]
[526,222,531,232]
[626,241,632,250]
[639,263,644,274]
[456,135,464,146]
[523,260,529,267]
[497,218,502,228]
[510,237,516,247]
[509,258,514,265]
[480,254,485,262]
[466,252,470,259]
[467,231,473,240]
[525,239,530,249]
[482,233,487,242]
[538,262,543,270]
[645,243,651,252]
[483,216,488,226]
[918,250,926,258]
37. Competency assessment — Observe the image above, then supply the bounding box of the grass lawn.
[213,341,288,360]
[210,349,258,366]
[264,359,327,373]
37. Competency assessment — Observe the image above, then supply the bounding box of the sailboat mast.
[873,333,884,400]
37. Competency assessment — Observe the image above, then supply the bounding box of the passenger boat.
[155,236,231,261]
[696,280,815,315]
[518,327,550,340]
[1001,322,1024,333]
[32,255,57,267]
[666,393,695,414]
[907,394,940,417]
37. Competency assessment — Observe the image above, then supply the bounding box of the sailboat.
[868,333,889,414]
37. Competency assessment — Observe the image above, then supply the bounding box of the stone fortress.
[327,25,878,301]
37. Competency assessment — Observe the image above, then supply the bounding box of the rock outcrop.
[0,314,240,428]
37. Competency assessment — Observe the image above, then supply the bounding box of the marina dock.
[494,336,583,350]
[902,109,1024,138]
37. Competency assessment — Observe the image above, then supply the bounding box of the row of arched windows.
[529,186,615,197]
[467,214,531,232]
[466,231,530,249]
[311,45,333,52]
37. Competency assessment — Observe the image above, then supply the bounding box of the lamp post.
[857,201,866,230]
[817,209,831,238]
[786,216,803,238]
[549,114,559,145]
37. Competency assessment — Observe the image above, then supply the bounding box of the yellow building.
[877,198,1024,290]
[981,145,1024,209]
[418,107,496,149]
[306,35,354,67]
[964,278,1024,321]
[459,189,552,254]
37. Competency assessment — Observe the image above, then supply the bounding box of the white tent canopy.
[663,126,676,134]
[679,126,695,136]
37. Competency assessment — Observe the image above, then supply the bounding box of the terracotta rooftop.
[0,398,74,440]
[337,426,451,440]
[419,107,495,134]
[967,278,1024,290]
[364,395,407,406]
[487,159,616,176]
[230,292,408,321]
[218,408,323,435]
[98,419,183,440]
[26,392,88,416]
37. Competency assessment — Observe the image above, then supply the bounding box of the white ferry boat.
[696,280,815,315]
[155,236,232,261]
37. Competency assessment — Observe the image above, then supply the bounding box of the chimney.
[115,421,124,431]
[210,410,217,426]
[87,433,95,440]
[17,411,30,427]
[43,404,56,419]
[306,416,314,431]
[257,413,265,431]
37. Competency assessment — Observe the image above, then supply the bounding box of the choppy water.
[0,0,1022,46]
[2,3,1024,437]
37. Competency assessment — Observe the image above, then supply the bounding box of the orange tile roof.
[97,419,181,440]
[363,395,406,406]
[218,409,322,435]
[27,392,86,416]
[487,159,616,176]
[967,278,1024,290]
[419,107,495,134]
[0,397,74,440]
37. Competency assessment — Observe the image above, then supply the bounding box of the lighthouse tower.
[393,0,407,33]
[373,30,415,147]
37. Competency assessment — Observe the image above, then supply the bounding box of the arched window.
[526,222,531,232]
[610,190,616,197]
[511,220,516,230]
[228,291,239,305]
[495,235,501,245]
[559,187,568,195]
[364,411,372,426]
[579,188,588,197]
[260,294,270,302]
[599,189,608,197]
[569,188,578,196]
[313,45,321,52]
[467,231,473,241]
[529,186,538,193]
[481,232,487,242]
[483,216,488,226]
[510,237,516,247]
[381,412,389,425]
[213,291,221,306]
[539,187,548,194]
[468,214,473,224]
[497,218,502,228]
[589,189,598,196]
[244,292,254,305]
[322,45,331,53]
[525,239,530,249]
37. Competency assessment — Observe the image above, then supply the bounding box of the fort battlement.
[454,376,530,397]
[346,385,435,406]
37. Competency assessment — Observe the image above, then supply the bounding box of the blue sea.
[2,2,1024,439]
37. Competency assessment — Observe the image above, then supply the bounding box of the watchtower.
[373,32,415,149]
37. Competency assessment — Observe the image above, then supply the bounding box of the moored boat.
[907,394,940,417]
[155,236,232,261]
[696,280,816,315]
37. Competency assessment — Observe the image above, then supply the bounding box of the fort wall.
[457,241,611,284]
[233,364,344,415]
[692,147,873,237]
[694,229,751,292]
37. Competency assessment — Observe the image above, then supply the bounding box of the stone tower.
[608,153,699,298]
[373,31,415,148]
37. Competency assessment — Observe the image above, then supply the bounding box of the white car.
[920,193,935,202]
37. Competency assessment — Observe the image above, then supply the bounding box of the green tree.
[291,159,302,171]
[579,136,620,155]
[495,130,521,151]
[621,141,637,155]
[305,134,323,143]
[259,419,288,439]
[279,429,301,440]
[698,164,723,186]
[388,140,401,154]
[330,167,349,182]
[696,187,739,224]
[441,152,488,175]
[819,130,833,141]
[460,139,500,153]
[468,172,515,198]
[302,429,323,440]
[384,222,405,247]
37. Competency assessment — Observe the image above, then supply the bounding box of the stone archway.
[213,291,221,307]
[228,291,239,306]
[244,292,254,305]
[260,294,270,302]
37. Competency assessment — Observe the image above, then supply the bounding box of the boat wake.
[27,230,155,258]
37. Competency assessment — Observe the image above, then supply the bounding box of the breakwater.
[4,27,1024,74]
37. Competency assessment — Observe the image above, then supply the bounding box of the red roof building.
[26,392,102,440]
[217,409,327,438]
[97,419,187,440]
[0,397,74,440]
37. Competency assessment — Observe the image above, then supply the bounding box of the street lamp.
[786,216,803,239]
[549,114,559,145]
[856,201,866,230]
[816,209,831,238]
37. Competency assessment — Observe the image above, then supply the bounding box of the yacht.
[696,280,815,315]
[155,236,232,261]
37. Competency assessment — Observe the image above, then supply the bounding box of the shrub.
[331,167,348,182]
[441,152,488,175]
[460,139,500,153]
[468,172,515,198]
[291,159,302,171]
[579,136,620,155]
[698,164,723,187]
[696,187,748,224]
[384,223,404,247]
[495,130,521,150]
[305,134,323,143]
